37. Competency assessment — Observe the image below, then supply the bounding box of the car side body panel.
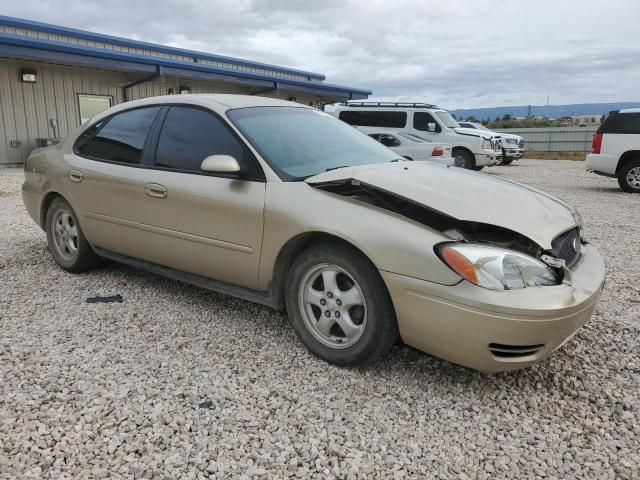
[258,181,462,290]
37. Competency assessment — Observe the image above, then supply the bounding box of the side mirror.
[427,122,437,132]
[200,155,241,175]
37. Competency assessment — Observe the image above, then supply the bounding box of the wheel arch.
[40,191,65,228]
[452,146,475,164]
[270,231,381,310]
[616,150,640,174]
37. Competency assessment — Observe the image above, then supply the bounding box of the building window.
[78,94,113,124]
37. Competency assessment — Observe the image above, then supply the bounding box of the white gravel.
[1,160,639,479]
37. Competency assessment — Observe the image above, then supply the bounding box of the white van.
[332,102,502,170]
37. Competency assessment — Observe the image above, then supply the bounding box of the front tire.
[285,243,398,366]
[501,151,514,165]
[452,149,474,169]
[617,159,640,193]
[45,197,100,272]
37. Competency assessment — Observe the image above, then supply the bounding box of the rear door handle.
[144,183,167,199]
[68,169,83,183]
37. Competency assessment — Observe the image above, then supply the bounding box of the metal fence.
[495,127,598,152]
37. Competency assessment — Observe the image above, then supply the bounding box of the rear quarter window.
[338,110,407,128]
[599,113,640,134]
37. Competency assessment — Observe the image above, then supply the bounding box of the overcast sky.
[1,0,638,109]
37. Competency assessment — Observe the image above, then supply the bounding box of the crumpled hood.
[306,162,578,249]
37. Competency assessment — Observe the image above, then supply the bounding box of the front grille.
[491,138,502,151]
[551,227,581,267]
[489,343,545,358]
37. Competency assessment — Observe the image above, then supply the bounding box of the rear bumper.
[21,181,43,228]
[381,244,605,372]
[585,153,617,176]
[429,156,455,166]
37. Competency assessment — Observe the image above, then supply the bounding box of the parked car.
[458,121,525,165]
[585,108,640,193]
[332,102,502,170]
[22,95,605,372]
[367,132,454,165]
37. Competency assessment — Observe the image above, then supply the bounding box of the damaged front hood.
[305,162,578,249]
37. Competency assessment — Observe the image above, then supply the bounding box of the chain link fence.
[495,127,598,152]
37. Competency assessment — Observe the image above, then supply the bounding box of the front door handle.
[68,169,83,183]
[144,183,167,199]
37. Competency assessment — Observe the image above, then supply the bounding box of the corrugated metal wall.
[495,127,599,152]
[0,59,321,165]
[0,60,124,164]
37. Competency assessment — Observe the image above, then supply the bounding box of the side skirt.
[93,247,277,309]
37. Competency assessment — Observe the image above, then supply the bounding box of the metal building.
[0,15,371,166]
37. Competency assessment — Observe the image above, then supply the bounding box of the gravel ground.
[0,159,638,479]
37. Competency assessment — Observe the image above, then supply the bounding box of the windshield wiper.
[325,165,350,172]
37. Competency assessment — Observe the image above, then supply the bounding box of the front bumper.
[502,147,524,159]
[381,243,605,372]
[475,151,502,167]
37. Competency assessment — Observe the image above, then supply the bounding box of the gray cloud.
[0,0,637,108]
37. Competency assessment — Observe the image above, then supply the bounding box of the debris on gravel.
[0,160,638,479]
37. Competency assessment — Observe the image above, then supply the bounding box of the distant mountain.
[450,102,640,121]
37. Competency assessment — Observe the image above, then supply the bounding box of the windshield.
[227,107,401,180]
[434,111,460,129]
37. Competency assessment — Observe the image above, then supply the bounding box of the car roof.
[99,94,305,118]
[619,108,640,113]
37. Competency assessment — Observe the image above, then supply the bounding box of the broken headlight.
[439,244,559,290]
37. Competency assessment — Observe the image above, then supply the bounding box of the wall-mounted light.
[20,68,37,83]
[179,85,191,94]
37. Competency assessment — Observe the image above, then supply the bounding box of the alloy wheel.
[626,166,640,189]
[52,209,79,261]
[297,263,367,349]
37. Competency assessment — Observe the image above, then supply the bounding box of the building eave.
[0,15,326,81]
[0,32,372,99]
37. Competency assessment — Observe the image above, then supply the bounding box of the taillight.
[592,132,602,154]
[431,147,444,157]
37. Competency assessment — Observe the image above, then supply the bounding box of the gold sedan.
[22,95,605,372]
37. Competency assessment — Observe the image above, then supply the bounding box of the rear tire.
[617,159,640,193]
[45,197,100,272]
[452,149,474,169]
[285,243,398,366]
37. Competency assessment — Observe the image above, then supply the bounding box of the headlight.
[505,138,518,144]
[482,139,492,149]
[438,244,559,290]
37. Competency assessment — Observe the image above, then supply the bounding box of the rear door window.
[338,110,407,128]
[84,107,160,164]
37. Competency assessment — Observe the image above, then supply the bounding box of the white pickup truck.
[458,121,525,165]
[585,108,640,193]
[332,102,502,170]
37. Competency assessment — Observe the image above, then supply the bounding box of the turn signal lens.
[439,244,559,290]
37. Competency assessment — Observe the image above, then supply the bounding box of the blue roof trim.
[0,15,326,81]
[0,32,372,97]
